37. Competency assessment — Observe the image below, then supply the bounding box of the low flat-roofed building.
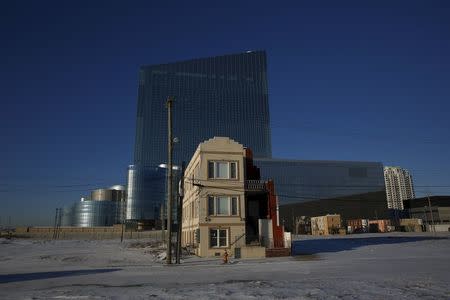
[254,158,386,206]
[400,218,423,232]
[311,214,341,236]
[368,219,391,233]
[280,191,389,232]
[254,158,388,230]
[347,219,369,233]
[403,196,450,225]
[403,196,450,232]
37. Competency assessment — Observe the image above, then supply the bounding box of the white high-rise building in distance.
[384,166,415,210]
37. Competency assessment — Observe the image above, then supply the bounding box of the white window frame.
[209,228,228,248]
[208,196,239,216]
[208,161,238,179]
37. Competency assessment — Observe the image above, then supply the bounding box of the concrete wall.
[426,224,450,232]
[241,246,266,258]
[15,226,166,240]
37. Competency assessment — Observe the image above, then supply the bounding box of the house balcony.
[245,180,266,192]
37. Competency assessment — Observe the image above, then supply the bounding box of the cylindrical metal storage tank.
[90,189,113,201]
[60,205,74,226]
[110,185,127,202]
[91,187,127,202]
[112,188,127,202]
[72,200,119,227]
[116,200,126,224]
[110,185,126,191]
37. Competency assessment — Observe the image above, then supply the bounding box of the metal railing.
[244,180,266,191]
[230,232,246,247]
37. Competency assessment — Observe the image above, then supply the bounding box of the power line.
[184,178,450,202]
[185,178,450,188]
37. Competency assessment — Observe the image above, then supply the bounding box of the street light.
[158,162,180,250]
[427,196,436,235]
[158,164,180,170]
[159,162,184,264]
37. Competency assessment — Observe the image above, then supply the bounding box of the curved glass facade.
[131,51,272,220]
[126,164,167,221]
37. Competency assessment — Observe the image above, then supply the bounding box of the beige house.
[182,137,266,258]
[400,218,423,232]
[311,214,341,236]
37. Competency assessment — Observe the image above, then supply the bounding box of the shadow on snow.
[292,236,446,255]
[0,268,121,284]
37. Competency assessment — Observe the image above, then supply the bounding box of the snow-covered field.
[1,232,449,299]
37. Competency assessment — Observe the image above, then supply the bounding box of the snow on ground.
[0,232,449,299]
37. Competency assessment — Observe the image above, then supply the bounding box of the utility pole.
[427,195,435,234]
[7,216,11,239]
[161,205,165,245]
[423,207,428,231]
[56,208,62,239]
[121,200,125,243]
[120,219,125,243]
[52,208,59,240]
[176,161,186,264]
[166,96,174,264]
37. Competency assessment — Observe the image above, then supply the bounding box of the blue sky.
[1,1,449,225]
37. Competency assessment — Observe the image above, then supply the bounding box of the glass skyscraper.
[128,50,388,223]
[129,51,272,221]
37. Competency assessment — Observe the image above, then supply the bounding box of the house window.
[208,197,215,216]
[231,197,238,215]
[217,196,229,215]
[216,162,228,178]
[230,162,237,179]
[210,228,228,247]
[208,196,239,216]
[208,161,238,179]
